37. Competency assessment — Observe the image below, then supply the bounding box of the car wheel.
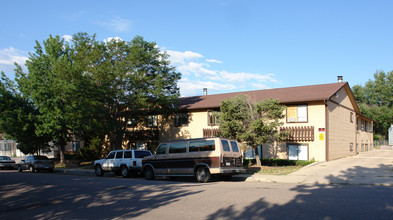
[49,168,54,173]
[17,165,23,172]
[29,166,35,173]
[196,166,210,183]
[144,166,155,180]
[121,166,129,178]
[95,165,104,177]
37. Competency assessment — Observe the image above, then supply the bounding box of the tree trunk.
[59,146,65,164]
[255,155,261,166]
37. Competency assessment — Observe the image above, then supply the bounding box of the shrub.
[261,159,314,166]
[79,137,103,161]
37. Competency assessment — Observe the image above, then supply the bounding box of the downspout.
[324,99,329,161]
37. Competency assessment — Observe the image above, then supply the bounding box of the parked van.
[142,137,245,183]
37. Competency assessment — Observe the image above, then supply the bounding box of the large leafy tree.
[352,70,393,138]
[13,33,180,162]
[218,95,287,152]
[0,72,51,155]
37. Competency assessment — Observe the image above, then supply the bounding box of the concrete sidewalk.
[244,149,393,186]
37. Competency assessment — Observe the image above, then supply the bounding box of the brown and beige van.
[142,137,245,183]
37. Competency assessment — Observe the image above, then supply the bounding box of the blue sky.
[1,0,393,97]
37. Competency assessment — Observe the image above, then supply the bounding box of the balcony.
[280,126,314,142]
[203,128,221,138]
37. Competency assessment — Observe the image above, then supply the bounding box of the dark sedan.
[17,155,55,173]
[0,156,16,169]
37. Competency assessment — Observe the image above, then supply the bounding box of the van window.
[189,140,215,152]
[221,140,231,152]
[156,144,167,154]
[169,142,187,154]
[135,150,152,158]
[124,151,132,158]
[230,141,240,152]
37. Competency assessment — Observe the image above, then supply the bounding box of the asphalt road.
[1,170,392,220]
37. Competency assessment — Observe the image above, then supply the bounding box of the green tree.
[13,32,180,163]
[352,70,393,138]
[218,95,287,154]
[0,72,51,155]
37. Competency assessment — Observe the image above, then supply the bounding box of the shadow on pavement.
[207,164,393,219]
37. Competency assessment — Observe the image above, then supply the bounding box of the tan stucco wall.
[327,88,357,160]
[159,111,219,142]
[263,101,327,161]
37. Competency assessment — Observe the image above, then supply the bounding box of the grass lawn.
[247,165,308,175]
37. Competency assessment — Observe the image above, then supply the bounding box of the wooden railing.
[280,126,314,142]
[203,126,314,142]
[203,128,221,138]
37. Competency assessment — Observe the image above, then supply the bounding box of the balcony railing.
[203,126,315,142]
[280,126,314,142]
[203,128,221,138]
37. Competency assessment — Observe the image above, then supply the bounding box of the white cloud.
[0,47,28,79]
[98,16,131,32]
[104,36,123,43]
[219,71,277,83]
[63,35,72,42]
[179,78,236,97]
[164,48,278,96]
[177,62,217,77]
[206,59,223,64]
[166,50,203,65]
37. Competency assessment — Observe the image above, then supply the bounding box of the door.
[152,144,168,174]
[288,145,308,160]
[113,151,124,170]
[102,151,116,170]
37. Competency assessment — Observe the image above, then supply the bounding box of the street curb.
[54,168,95,176]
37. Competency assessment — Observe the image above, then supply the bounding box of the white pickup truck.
[94,149,152,177]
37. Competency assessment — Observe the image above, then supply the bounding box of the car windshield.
[32,156,49,160]
[0,156,11,160]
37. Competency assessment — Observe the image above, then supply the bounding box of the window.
[350,143,353,151]
[361,120,365,131]
[115,151,123,159]
[156,144,167,154]
[367,121,373,132]
[287,105,307,123]
[147,115,158,127]
[221,140,230,152]
[174,113,189,127]
[230,141,240,152]
[127,118,138,127]
[189,140,215,152]
[169,142,187,154]
[208,110,218,126]
[73,141,80,152]
[106,151,115,159]
[134,150,152,158]
[124,151,132,159]
[350,112,354,123]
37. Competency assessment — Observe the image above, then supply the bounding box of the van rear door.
[220,140,242,168]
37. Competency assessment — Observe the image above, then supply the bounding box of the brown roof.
[179,82,351,110]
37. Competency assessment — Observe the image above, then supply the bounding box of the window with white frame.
[147,115,158,127]
[208,110,219,126]
[287,105,308,123]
